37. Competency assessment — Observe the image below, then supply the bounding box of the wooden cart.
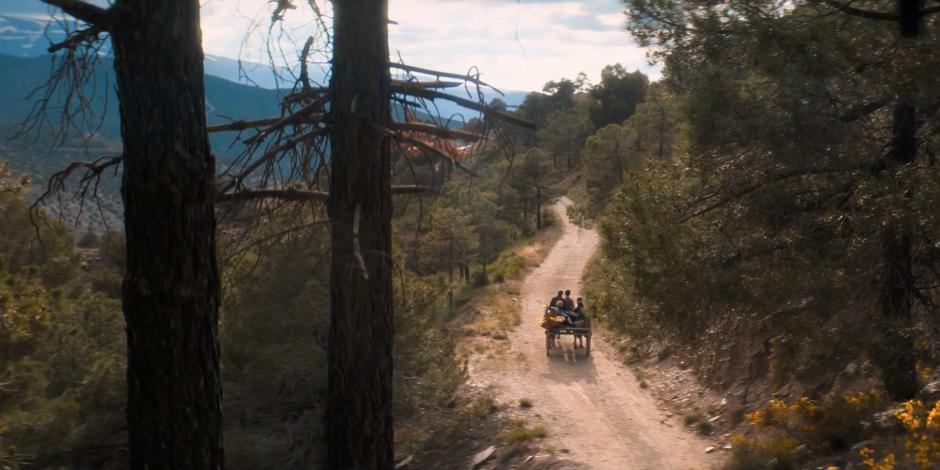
[544,315,591,357]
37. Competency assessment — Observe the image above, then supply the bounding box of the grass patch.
[459,285,520,339]
[453,283,476,308]
[468,396,499,419]
[519,398,533,409]
[502,419,548,445]
[491,254,527,281]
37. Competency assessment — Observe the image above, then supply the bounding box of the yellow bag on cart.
[540,314,566,329]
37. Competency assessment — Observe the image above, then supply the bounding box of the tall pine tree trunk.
[110,0,224,467]
[874,0,922,400]
[325,0,395,467]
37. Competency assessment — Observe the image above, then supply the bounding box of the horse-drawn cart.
[544,314,592,357]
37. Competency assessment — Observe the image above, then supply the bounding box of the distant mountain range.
[0,12,529,107]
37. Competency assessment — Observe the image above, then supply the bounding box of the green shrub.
[502,420,547,445]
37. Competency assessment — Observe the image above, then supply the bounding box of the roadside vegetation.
[577,2,940,469]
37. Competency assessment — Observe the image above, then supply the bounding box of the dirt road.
[470,197,718,470]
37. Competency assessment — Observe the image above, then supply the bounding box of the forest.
[0,0,939,469]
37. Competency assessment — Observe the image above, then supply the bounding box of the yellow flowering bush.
[743,392,885,446]
[729,392,888,470]
[859,447,897,470]
[727,434,800,470]
[859,400,940,470]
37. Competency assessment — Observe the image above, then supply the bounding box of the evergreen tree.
[588,64,649,128]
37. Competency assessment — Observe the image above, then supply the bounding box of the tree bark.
[873,0,922,400]
[325,0,395,467]
[110,0,223,468]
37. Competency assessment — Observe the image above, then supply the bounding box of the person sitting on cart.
[549,290,564,308]
[563,290,575,311]
[570,298,585,321]
[570,298,587,348]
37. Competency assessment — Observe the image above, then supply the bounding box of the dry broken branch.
[47,26,103,53]
[389,63,504,96]
[813,0,898,21]
[391,79,463,90]
[392,122,483,142]
[207,114,324,133]
[284,89,328,105]
[40,0,113,29]
[391,84,534,129]
[218,188,329,203]
[245,92,330,145]
[391,132,479,177]
[218,184,430,203]
[39,155,121,202]
[219,127,329,194]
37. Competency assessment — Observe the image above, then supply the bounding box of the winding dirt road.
[471,198,717,470]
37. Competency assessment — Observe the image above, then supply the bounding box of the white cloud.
[26,0,658,91]
[384,0,659,90]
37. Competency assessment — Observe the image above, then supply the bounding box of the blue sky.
[4,0,658,91]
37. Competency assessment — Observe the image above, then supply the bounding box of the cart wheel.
[585,335,591,357]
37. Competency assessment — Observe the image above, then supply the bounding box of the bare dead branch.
[38,155,122,203]
[298,36,315,92]
[392,122,483,142]
[47,25,103,53]
[389,63,505,96]
[391,84,535,129]
[219,184,429,203]
[219,188,329,203]
[16,25,110,151]
[40,0,113,29]
[207,114,324,133]
[219,127,330,194]
[391,79,463,90]
[390,132,479,177]
[245,93,330,145]
[814,0,899,21]
[283,89,329,105]
[271,0,297,22]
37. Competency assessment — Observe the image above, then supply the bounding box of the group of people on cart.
[545,289,587,325]
[541,289,590,350]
